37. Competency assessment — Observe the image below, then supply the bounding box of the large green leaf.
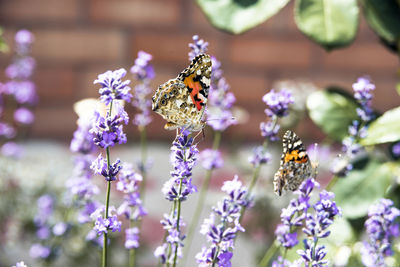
[294,0,359,50]
[306,88,358,141]
[196,0,290,34]
[361,107,400,145]
[362,0,400,46]
[333,160,393,218]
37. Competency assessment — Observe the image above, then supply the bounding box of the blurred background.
[0,0,398,143]
[0,0,400,267]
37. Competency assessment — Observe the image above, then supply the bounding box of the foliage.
[197,0,400,51]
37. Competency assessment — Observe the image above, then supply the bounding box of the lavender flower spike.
[94,68,132,105]
[361,198,400,267]
[155,130,199,265]
[196,175,251,267]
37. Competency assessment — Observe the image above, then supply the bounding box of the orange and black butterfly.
[151,54,212,132]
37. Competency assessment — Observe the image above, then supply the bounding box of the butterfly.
[273,130,313,196]
[152,54,212,132]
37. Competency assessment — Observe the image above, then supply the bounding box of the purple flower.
[206,77,236,131]
[275,179,340,267]
[3,81,37,105]
[199,149,223,170]
[125,227,140,249]
[116,163,147,250]
[14,107,34,124]
[78,201,100,224]
[338,77,376,175]
[271,256,293,267]
[70,118,96,154]
[361,199,400,266]
[91,104,128,149]
[260,121,280,141]
[155,130,199,265]
[13,261,28,267]
[188,35,208,60]
[262,89,294,118]
[196,176,250,267]
[275,224,298,248]
[15,29,34,47]
[35,194,54,223]
[392,142,400,157]
[130,51,154,127]
[0,122,16,138]
[91,206,122,235]
[29,243,51,259]
[1,142,23,158]
[248,146,271,167]
[90,154,121,181]
[53,222,68,236]
[5,57,36,80]
[94,68,132,105]
[130,51,155,81]
[297,239,328,266]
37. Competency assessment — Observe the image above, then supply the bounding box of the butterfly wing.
[152,54,212,131]
[273,130,312,196]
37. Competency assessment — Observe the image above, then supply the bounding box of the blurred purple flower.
[262,89,294,118]
[15,29,34,47]
[94,68,132,105]
[361,199,400,267]
[14,107,34,124]
[206,73,236,131]
[78,201,100,224]
[249,146,271,167]
[392,142,400,157]
[199,148,223,170]
[188,35,208,60]
[0,122,16,139]
[29,243,50,259]
[53,222,68,236]
[130,51,154,127]
[13,261,28,267]
[1,141,23,158]
[3,81,37,105]
[6,57,36,80]
[125,227,140,249]
[131,50,155,81]
[70,118,96,154]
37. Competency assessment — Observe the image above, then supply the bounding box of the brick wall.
[0,0,398,143]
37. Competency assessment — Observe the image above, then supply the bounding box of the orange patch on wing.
[184,74,203,111]
[284,151,308,164]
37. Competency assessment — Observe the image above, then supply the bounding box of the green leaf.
[361,107,400,145]
[196,0,290,34]
[294,0,359,50]
[306,87,358,141]
[0,27,8,53]
[362,0,400,45]
[333,159,393,218]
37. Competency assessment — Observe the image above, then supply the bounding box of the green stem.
[181,131,222,266]
[325,176,338,191]
[257,241,279,267]
[172,164,185,267]
[239,139,268,223]
[102,101,114,267]
[129,246,135,267]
